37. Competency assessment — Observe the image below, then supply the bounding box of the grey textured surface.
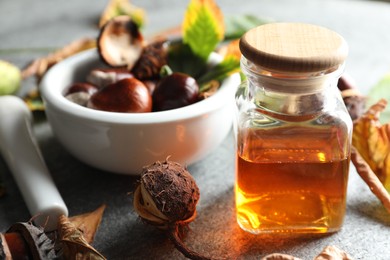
[1,0,390,259]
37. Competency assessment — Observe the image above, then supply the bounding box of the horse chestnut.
[86,68,134,88]
[152,73,199,112]
[65,82,98,95]
[87,78,152,113]
[64,82,98,106]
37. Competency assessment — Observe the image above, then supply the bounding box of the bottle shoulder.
[237,106,352,130]
[235,80,352,126]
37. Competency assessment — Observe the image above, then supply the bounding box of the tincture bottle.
[235,23,352,234]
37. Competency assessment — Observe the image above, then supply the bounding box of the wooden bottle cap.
[239,23,348,73]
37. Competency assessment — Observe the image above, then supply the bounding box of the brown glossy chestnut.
[337,73,357,91]
[142,79,158,95]
[152,73,199,112]
[87,78,152,113]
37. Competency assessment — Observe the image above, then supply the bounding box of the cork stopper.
[239,23,348,74]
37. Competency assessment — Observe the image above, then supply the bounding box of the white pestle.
[0,95,68,231]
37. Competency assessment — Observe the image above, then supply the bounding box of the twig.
[21,38,96,81]
[168,223,213,260]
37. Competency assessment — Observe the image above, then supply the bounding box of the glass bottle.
[234,23,352,234]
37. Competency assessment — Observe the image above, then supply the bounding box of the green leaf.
[224,15,270,40]
[197,56,240,91]
[182,0,224,61]
[367,73,390,123]
[167,41,207,77]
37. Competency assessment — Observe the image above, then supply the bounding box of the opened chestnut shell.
[97,16,144,70]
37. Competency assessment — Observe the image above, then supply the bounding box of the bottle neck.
[241,57,344,117]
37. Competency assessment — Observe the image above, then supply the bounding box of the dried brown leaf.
[23,88,45,111]
[58,215,106,260]
[352,99,390,190]
[217,39,241,61]
[351,146,390,213]
[69,204,106,244]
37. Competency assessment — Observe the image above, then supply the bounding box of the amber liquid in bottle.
[236,117,350,234]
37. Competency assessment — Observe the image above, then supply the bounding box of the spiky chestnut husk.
[134,160,214,260]
[131,40,169,80]
[134,160,200,227]
[3,222,57,259]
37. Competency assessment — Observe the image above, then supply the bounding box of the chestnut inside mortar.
[64,16,217,113]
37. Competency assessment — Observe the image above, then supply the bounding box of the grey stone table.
[1,0,390,259]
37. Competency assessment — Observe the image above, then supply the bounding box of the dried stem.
[351,146,390,213]
[21,38,96,81]
[167,223,213,260]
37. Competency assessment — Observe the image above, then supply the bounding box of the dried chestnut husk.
[342,94,366,121]
[261,253,301,260]
[131,40,169,80]
[97,16,144,70]
[135,160,200,225]
[152,72,199,112]
[314,245,353,260]
[337,74,366,120]
[261,245,353,260]
[1,222,56,259]
[88,78,152,113]
[133,159,212,260]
